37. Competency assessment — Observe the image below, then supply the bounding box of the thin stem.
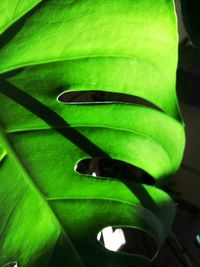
[167,232,200,267]
[181,164,200,177]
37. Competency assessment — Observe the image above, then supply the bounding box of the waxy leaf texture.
[0,1,185,266]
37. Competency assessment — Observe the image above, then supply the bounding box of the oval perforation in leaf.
[97,226,158,260]
[76,158,155,186]
[57,90,162,111]
[3,262,18,267]
[0,0,185,266]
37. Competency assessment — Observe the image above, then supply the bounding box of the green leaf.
[0,0,180,118]
[0,0,42,34]
[0,0,185,266]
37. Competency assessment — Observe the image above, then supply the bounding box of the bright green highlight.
[0,0,42,34]
[0,0,179,118]
[0,126,176,267]
[0,144,6,161]
[0,0,185,267]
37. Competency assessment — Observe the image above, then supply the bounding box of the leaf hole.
[3,262,18,267]
[57,90,161,110]
[97,226,158,260]
[75,158,155,185]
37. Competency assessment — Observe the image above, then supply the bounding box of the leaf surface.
[0,0,180,118]
[0,1,185,266]
[0,0,42,34]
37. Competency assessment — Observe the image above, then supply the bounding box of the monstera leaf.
[0,1,185,267]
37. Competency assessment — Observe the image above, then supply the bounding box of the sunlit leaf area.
[0,1,200,266]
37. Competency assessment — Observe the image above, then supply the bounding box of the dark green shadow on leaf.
[0,80,109,158]
[0,1,47,50]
